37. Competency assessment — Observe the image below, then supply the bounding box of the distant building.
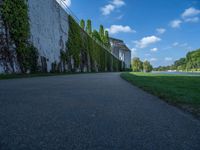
[110,37,131,69]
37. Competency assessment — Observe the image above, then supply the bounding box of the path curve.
[0,73,200,150]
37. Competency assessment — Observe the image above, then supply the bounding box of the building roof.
[109,37,123,43]
[109,37,131,52]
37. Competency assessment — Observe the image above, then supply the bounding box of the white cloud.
[101,0,125,15]
[101,4,115,15]
[170,20,182,28]
[173,42,179,46]
[112,0,125,7]
[165,57,173,61]
[182,7,200,23]
[145,53,151,57]
[150,48,158,52]
[163,46,172,50]
[186,46,193,51]
[134,36,161,48]
[180,43,188,47]
[116,15,124,20]
[106,25,135,34]
[156,28,166,34]
[169,7,200,28]
[184,17,199,23]
[173,42,188,47]
[182,7,200,18]
[150,58,158,62]
[56,0,71,7]
[131,48,137,51]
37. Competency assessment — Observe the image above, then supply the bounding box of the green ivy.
[66,15,123,72]
[1,0,38,73]
[67,15,82,68]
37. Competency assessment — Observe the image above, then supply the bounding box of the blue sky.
[58,0,200,67]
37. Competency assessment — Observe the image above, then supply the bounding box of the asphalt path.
[0,73,200,150]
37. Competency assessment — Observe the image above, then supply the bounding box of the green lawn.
[121,72,200,117]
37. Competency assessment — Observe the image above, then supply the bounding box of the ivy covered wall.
[0,0,123,74]
[61,15,123,72]
[0,0,38,73]
[28,0,69,73]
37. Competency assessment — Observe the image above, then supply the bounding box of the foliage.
[1,0,29,44]
[186,49,200,70]
[80,19,85,30]
[143,61,153,72]
[1,0,38,73]
[99,25,105,42]
[104,31,111,48]
[154,49,200,71]
[86,19,92,35]
[174,58,186,70]
[66,16,123,72]
[132,57,143,72]
[67,15,82,68]
[81,19,111,49]
[132,58,153,72]
[92,30,102,42]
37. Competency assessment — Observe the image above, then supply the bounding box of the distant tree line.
[132,57,153,72]
[80,19,111,49]
[154,49,200,71]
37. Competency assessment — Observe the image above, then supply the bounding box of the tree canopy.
[143,61,153,72]
[99,25,105,42]
[132,57,143,72]
[86,20,92,35]
[80,19,111,49]
[131,58,153,72]
[154,49,200,71]
[92,30,101,42]
[80,19,85,30]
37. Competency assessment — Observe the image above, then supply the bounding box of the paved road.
[0,73,200,150]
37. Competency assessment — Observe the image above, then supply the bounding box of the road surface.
[0,73,200,150]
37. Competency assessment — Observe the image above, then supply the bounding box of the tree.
[92,30,101,42]
[99,25,105,42]
[86,20,92,35]
[186,49,200,70]
[104,31,111,48]
[153,49,200,72]
[174,58,186,70]
[132,57,143,72]
[143,61,153,72]
[80,19,85,30]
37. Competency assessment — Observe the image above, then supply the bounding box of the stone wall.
[124,51,131,69]
[0,0,123,74]
[0,0,69,73]
[109,38,131,69]
[0,0,19,73]
[28,0,69,72]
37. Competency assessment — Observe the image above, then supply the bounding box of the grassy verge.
[121,72,200,118]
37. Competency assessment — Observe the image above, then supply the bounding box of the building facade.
[110,37,131,69]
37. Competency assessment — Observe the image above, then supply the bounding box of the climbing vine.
[66,15,82,69]
[1,0,38,73]
[65,15,123,72]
